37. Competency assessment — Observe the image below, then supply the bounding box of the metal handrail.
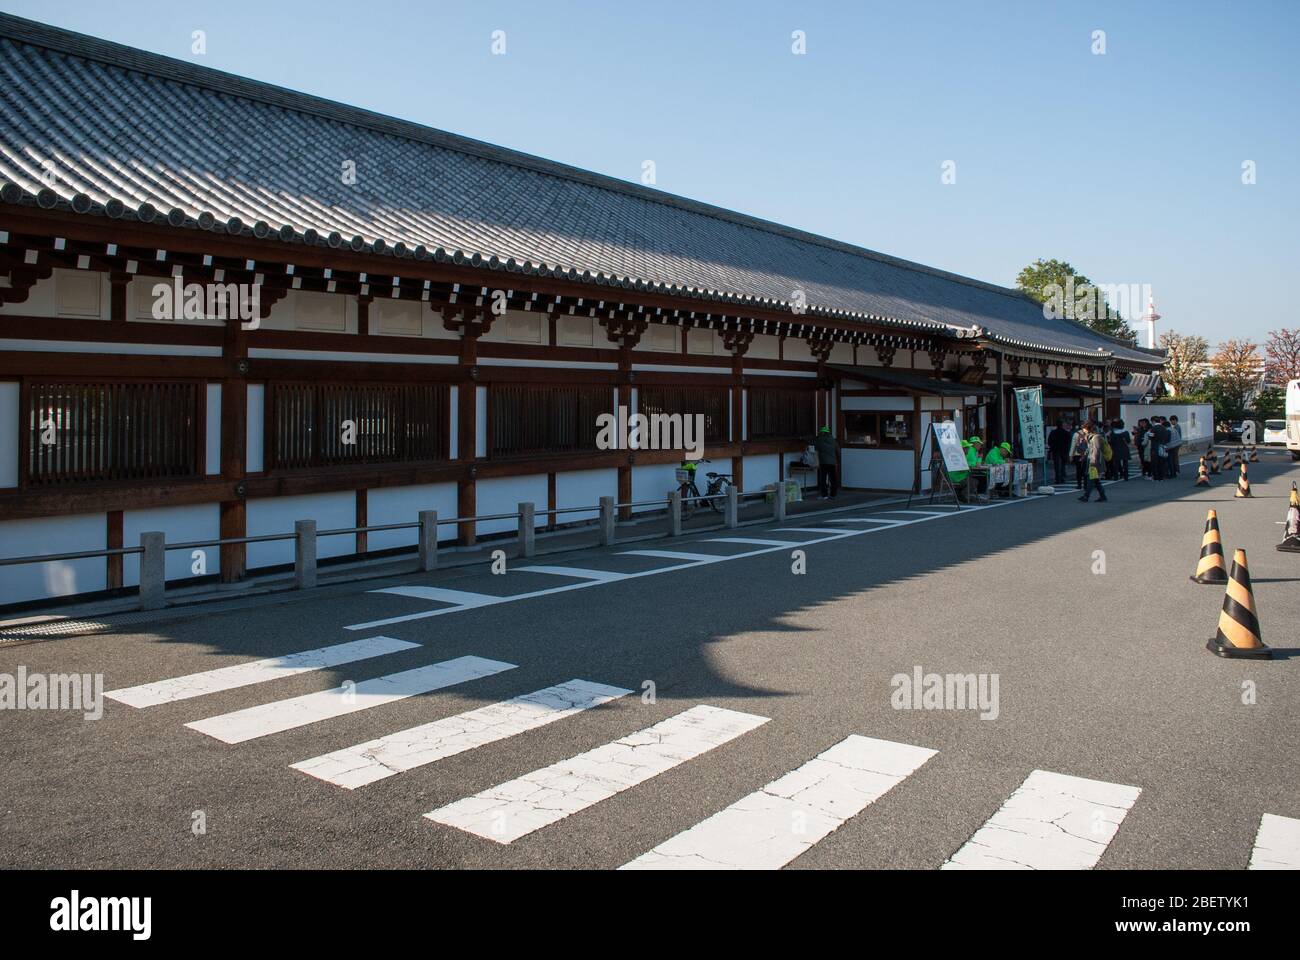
[0,545,142,566]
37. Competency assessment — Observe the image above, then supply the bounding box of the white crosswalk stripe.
[291,679,632,789]
[621,735,936,870]
[374,585,499,607]
[516,565,629,582]
[941,770,1141,870]
[1249,813,1300,869]
[105,636,418,708]
[424,704,769,844]
[618,549,720,562]
[184,656,515,744]
[705,537,806,547]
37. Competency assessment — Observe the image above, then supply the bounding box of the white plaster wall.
[841,448,914,490]
[121,503,221,586]
[205,383,222,474]
[475,474,548,536]
[0,380,18,487]
[555,468,617,524]
[0,513,107,604]
[368,482,459,551]
[747,334,779,360]
[743,453,779,490]
[246,492,355,569]
[246,384,265,472]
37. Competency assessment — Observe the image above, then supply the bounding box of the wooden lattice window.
[267,382,448,470]
[490,383,614,458]
[25,380,201,485]
[748,388,816,440]
[637,385,728,444]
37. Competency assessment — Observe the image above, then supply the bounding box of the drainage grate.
[0,609,171,644]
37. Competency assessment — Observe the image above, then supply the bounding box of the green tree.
[1015,259,1138,344]
[1253,386,1285,420]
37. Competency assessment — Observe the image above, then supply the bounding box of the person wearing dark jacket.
[1047,420,1071,485]
[812,426,840,499]
[1109,419,1131,480]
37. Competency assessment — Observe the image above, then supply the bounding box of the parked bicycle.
[676,459,735,518]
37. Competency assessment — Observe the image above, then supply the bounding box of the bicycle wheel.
[680,482,698,519]
[705,480,725,513]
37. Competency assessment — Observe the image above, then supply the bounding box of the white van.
[1287,380,1300,460]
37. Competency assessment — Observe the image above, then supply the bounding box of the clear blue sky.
[6,0,1296,345]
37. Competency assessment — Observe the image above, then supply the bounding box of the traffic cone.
[1278,482,1300,553]
[1195,457,1211,486]
[1235,462,1252,498]
[1249,444,1259,463]
[1191,509,1229,583]
[1238,446,1246,467]
[1207,549,1272,659]
[1208,448,1220,474]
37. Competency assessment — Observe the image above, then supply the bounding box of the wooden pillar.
[106,510,124,589]
[219,318,248,582]
[109,271,130,323]
[617,342,633,521]
[546,472,557,530]
[731,352,745,492]
[357,294,372,336]
[912,395,922,494]
[355,489,368,555]
[457,325,479,547]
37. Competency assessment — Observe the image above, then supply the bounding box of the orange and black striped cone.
[1208,448,1220,474]
[1235,462,1252,498]
[1195,457,1211,486]
[1249,444,1259,463]
[1207,549,1272,659]
[1191,509,1229,583]
[1278,482,1300,553]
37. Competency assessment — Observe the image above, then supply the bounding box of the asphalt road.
[3,452,1298,870]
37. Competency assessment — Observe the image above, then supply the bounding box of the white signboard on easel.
[932,420,968,474]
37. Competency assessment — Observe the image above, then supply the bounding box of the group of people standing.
[1045,414,1186,500]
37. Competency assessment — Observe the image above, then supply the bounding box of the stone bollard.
[725,485,739,528]
[139,531,166,611]
[418,510,438,572]
[668,490,682,537]
[518,502,536,558]
[773,483,786,522]
[599,496,616,546]
[294,519,317,590]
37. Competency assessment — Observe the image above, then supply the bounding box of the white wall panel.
[205,383,222,474]
[368,483,459,551]
[121,503,221,586]
[0,381,18,487]
[475,474,547,536]
[0,513,106,604]
[246,384,265,472]
[555,468,617,524]
[246,492,355,569]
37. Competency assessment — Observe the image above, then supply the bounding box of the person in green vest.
[966,436,984,468]
[949,439,971,499]
[984,441,1012,465]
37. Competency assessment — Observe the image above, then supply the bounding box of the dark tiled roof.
[0,14,1162,366]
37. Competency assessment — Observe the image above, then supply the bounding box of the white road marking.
[425,704,769,844]
[705,537,807,547]
[1249,813,1300,869]
[618,549,721,562]
[516,565,629,582]
[374,585,499,607]
[874,509,951,517]
[774,528,853,534]
[825,517,908,525]
[292,679,632,789]
[345,492,1064,631]
[105,636,418,708]
[942,770,1141,870]
[184,656,515,744]
[621,735,936,870]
